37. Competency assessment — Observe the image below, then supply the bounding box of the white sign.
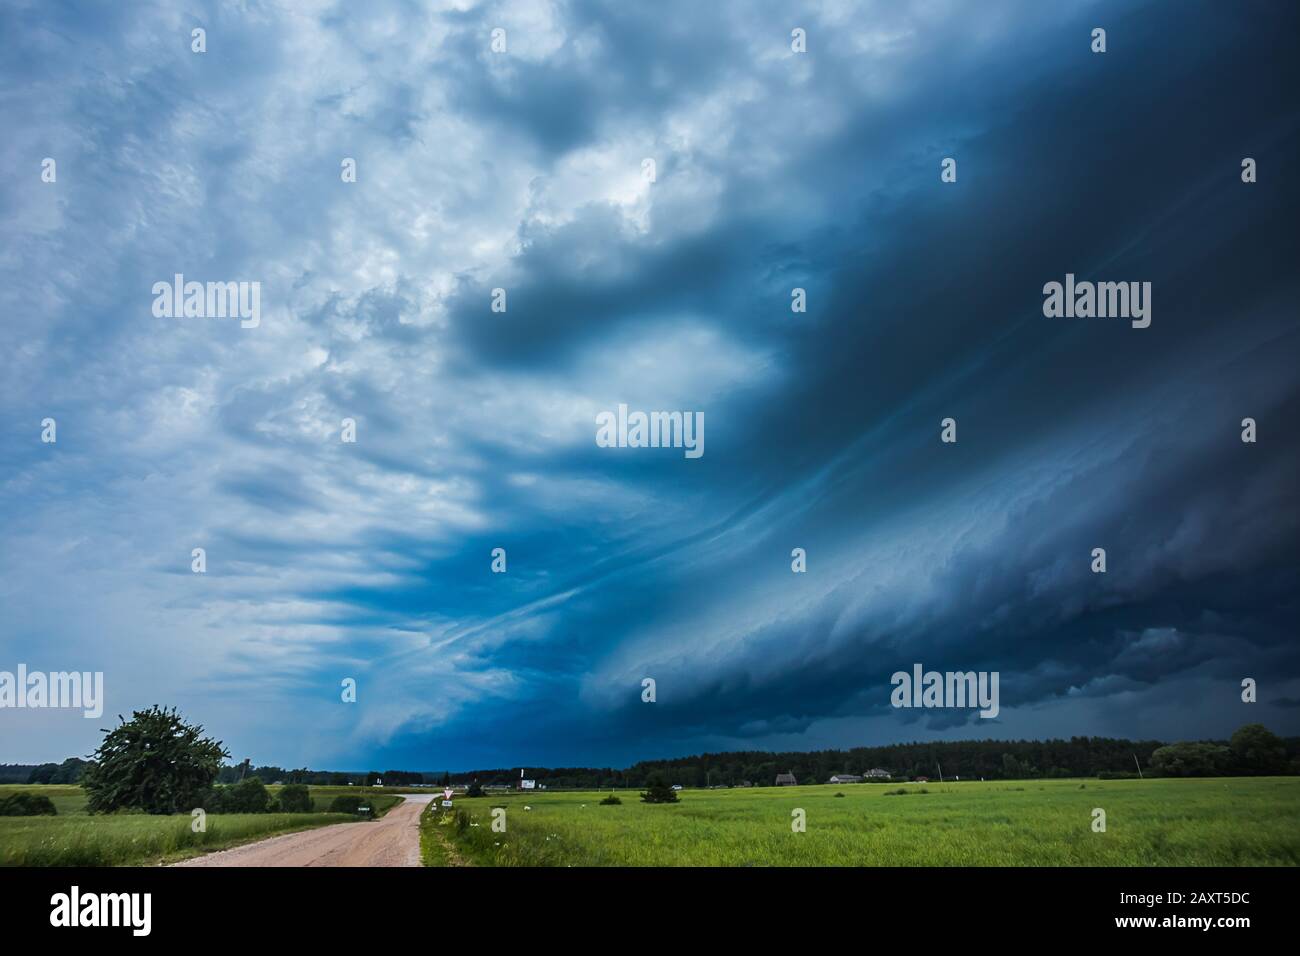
[441,799,453,808]
[520,779,536,790]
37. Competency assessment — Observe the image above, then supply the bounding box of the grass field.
[427,777,1300,866]
[0,784,402,866]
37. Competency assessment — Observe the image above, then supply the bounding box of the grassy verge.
[420,801,473,866]
[0,812,352,866]
[420,801,450,866]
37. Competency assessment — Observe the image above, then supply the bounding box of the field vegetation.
[425,776,1300,867]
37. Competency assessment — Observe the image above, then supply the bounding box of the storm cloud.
[1,0,1297,770]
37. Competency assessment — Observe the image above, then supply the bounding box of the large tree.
[1229,724,1288,775]
[1150,741,1232,777]
[82,706,230,814]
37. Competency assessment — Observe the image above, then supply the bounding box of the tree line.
[8,712,1296,807]
[447,726,1296,788]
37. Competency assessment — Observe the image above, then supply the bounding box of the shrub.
[834,792,845,798]
[328,795,373,816]
[599,795,622,805]
[185,786,224,813]
[466,781,484,797]
[639,772,679,804]
[0,793,57,816]
[223,777,271,813]
[277,784,312,813]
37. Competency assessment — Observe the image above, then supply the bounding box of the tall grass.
[0,812,351,866]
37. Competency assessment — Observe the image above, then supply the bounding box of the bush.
[185,786,220,813]
[223,777,271,813]
[639,772,679,804]
[466,781,484,797]
[277,784,312,813]
[599,795,622,805]
[328,795,361,813]
[0,793,57,816]
[327,795,373,817]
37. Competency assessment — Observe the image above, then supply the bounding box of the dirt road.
[173,794,434,867]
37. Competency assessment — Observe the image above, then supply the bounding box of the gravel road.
[172,794,434,867]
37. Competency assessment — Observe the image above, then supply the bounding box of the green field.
[426,777,1300,866]
[0,784,402,866]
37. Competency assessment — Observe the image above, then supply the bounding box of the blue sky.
[1,0,1297,771]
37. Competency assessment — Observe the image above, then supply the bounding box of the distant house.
[775,772,797,786]
[914,776,929,783]
[864,768,892,780]
[828,774,862,784]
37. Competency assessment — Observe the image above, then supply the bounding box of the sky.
[1,0,1297,772]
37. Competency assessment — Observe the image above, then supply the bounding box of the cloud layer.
[2,0,1297,769]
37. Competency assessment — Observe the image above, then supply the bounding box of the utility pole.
[1133,753,1143,779]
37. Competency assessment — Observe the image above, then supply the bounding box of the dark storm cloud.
[371,0,1300,768]
[3,0,1296,770]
